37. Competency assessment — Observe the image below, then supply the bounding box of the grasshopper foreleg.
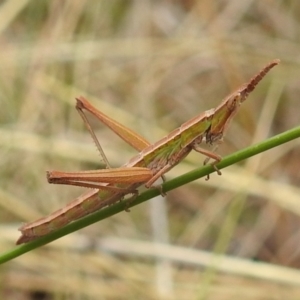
[192,144,222,180]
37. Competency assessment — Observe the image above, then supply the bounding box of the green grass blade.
[0,125,300,264]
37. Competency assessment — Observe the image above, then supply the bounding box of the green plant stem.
[0,125,300,264]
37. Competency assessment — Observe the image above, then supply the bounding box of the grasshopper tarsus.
[124,190,139,212]
[152,184,166,197]
[205,165,222,181]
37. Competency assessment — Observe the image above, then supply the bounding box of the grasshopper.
[16,59,279,244]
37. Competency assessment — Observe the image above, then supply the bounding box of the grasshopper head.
[205,59,280,145]
[206,91,243,144]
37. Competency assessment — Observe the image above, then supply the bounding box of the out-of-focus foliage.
[1,1,300,299]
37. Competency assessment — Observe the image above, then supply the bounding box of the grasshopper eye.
[227,92,241,111]
[235,92,242,101]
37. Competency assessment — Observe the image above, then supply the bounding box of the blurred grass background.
[1,0,300,299]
